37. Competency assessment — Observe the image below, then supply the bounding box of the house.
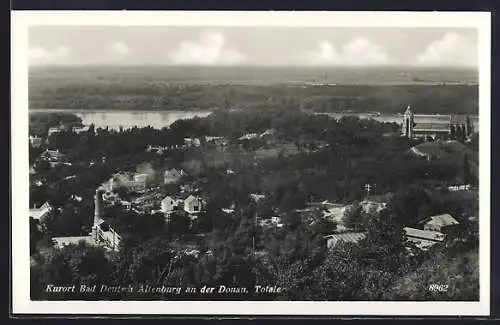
[70,194,83,202]
[419,214,460,234]
[102,190,119,203]
[259,129,275,138]
[40,149,65,162]
[133,173,149,190]
[448,184,471,192]
[360,200,387,215]
[404,227,446,251]
[120,201,132,210]
[72,125,90,134]
[47,126,64,137]
[271,216,284,228]
[222,203,236,214]
[238,133,259,141]
[184,138,201,147]
[184,195,203,214]
[249,193,266,202]
[161,196,183,214]
[164,168,186,184]
[29,135,42,148]
[320,202,349,223]
[91,218,122,252]
[29,202,52,222]
[205,136,228,146]
[324,232,366,249]
[146,144,174,154]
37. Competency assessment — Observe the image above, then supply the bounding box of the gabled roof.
[184,195,201,203]
[420,213,460,228]
[164,168,186,177]
[324,232,366,244]
[404,227,446,241]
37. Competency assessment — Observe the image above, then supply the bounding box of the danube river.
[29,109,479,130]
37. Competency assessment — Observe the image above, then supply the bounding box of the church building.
[401,105,472,141]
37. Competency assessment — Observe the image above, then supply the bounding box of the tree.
[343,203,365,231]
[31,243,113,300]
[459,154,473,185]
[384,249,478,301]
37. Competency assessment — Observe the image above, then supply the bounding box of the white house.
[29,202,52,222]
[72,125,90,134]
[184,195,203,214]
[161,196,183,214]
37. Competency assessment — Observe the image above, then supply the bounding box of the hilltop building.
[52,189,121,252]
[401,105,472,141]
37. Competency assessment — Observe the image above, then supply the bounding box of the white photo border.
[11,10,491,316]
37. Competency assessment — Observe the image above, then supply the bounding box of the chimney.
[94,188,104,225]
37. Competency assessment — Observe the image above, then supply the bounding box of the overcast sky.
[28,26,478,67]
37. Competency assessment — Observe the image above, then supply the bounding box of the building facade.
[402,105,472,141]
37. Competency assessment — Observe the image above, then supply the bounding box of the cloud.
[29,46,71,65]
[305,38,389,66]
[416,32,477,67]
[109,41,131,57]
[167,31,246,65]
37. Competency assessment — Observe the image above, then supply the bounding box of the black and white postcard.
[11,11,491,316]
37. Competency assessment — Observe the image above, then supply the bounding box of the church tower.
[402,105,415,138]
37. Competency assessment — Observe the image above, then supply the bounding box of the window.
[194,205,199,211]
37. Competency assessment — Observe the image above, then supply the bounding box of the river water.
[29,109,479,130]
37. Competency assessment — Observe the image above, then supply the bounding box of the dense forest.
[29,66,478,114]
[29,109,479,301]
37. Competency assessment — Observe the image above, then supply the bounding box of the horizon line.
[29,64,479,70]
